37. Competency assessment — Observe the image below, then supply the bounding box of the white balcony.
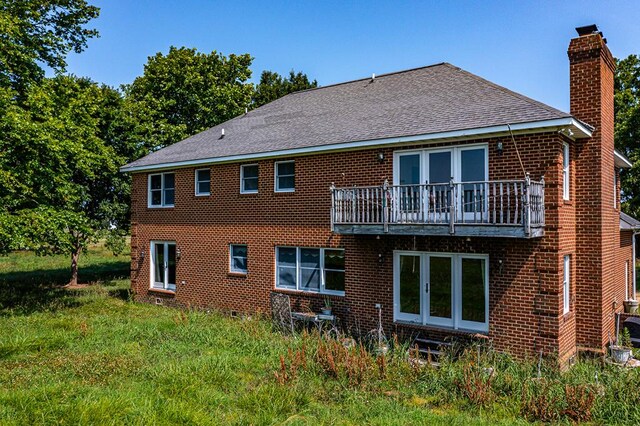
[330,176,545,238]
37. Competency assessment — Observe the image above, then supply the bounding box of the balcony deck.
[330,177,545,238]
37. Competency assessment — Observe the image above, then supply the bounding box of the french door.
[393,251,489,332]
[394,145,488,223]
[151,241,176,291]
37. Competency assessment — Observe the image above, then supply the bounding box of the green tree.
[125,47,254,150]
[0,0,99,93]
[614,55,640,218]
[253,70,317,108]
[0,76,127,285]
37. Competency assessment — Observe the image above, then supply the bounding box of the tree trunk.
[68,247,81,287]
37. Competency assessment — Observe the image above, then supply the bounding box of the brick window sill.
[148,288,176,296]
[228,272,248,278]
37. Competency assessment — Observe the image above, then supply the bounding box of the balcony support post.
[383,179,389,233]
[524,173,531,236]
[449,178,455,235]
[330,182,336,232]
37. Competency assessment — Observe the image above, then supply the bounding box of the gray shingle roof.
[621,212,640,230]
[122,63,572,171]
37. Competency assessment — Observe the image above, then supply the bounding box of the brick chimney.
[568,25,618,351]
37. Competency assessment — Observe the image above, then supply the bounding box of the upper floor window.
[195,169,211,196]
[148,172,175,207]
[275,247,345,295]
[241,164,259,194]
[562,143,570,200]
[275,161,295,192]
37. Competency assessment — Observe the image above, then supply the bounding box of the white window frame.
[274,160,295,193]
[626,260,631,301]
[195,168,211,196]
[148,172,175,208]
[614,169,618,209]
[150,240,176,291]
[229,244,248,274]
[392,251,489,333]
[392,143,488,186]
[275,246,345,296]
[562,142,570,200]
[563,255,570,314]
[240,164,259,194]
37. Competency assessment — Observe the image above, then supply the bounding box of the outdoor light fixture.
[139,250,145,259]
[378,253,384,264]
[496,141,503,155]
[176,247,182,261]
[377,152,385,163]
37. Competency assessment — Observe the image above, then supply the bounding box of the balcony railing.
[330,175,545,238]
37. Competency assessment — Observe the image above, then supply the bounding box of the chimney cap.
[575,24,600,37]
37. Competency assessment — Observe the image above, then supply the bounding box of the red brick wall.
[568,31,621,352]
[129,130,583,359]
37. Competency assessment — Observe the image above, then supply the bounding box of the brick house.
[122,25,639,363]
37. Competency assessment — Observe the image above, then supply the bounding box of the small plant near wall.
[321,296,332,316]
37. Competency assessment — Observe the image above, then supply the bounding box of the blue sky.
[65,0,640,112]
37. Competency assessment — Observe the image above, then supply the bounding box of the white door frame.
[150,241,176,291]
[393,250,489,332]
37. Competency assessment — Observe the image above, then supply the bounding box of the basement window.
[230,244,248,274]
[148,172,175,207]
[275,247,345,295]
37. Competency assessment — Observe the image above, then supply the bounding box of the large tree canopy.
[125,47,254,151]
[614,54,640,218]
[253,70,318,108]
[0,76,127,284]
[0,0,99,93]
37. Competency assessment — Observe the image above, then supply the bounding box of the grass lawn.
[1,246,640,425]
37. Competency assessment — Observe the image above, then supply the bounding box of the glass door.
[395,253,422,323]
[397,153,422,222]
[427,150,452,223]
[426,255,454,328]
[458,256,488,332]
[151,241,176,291]
[459,147,487,223]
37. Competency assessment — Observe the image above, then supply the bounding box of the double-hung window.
[149,172,175,207]
[563,255,570,314]
[230,244,248,274]
[276,247,345,295]
[562,143,570,200]
[275,161,295,192]
[241,164,259,193]
[195,169,211,196]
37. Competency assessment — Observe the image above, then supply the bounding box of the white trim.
[614,150,633,169]
[626,260,630,301]
[393,250,489,333]
[150,241,177,291]
[147,172,175,208]
[194,168,211,196]
[229,244,248,274]
[275,246,345,296]
[274,160,295,193]
[563,255,570,314]
[240,163,259,194]
[121,118,592,173]
[562,142,570,201]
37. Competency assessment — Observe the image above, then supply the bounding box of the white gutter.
[120,117,592,173]
[615,150,634,169]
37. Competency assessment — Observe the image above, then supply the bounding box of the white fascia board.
[120,117,592,173]
[614,150,634,169]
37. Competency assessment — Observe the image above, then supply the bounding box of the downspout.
[634,231,639,301]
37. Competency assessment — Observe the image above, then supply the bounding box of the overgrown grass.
[1,248,640,424]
